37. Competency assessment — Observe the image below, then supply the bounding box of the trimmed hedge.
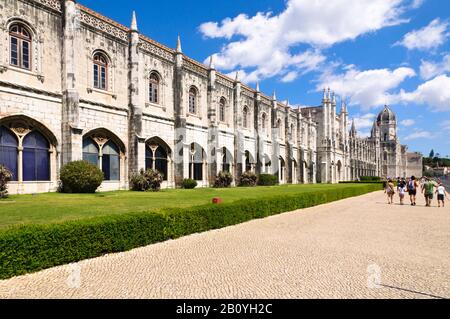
[181,179,198,189]
[0,184,380,279]
[340,181,384,185]
[258,174,279,186]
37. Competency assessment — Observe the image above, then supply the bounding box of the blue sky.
[79,0,450,157]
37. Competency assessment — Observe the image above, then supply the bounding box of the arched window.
[149,72,160,104]
[82,137,99,166]
[102,141,120,181]
[280,157,286,181]
[243,106,249,128]
[146,144,169,181]
[189,143,204,181]
[261,113,266,130]
[222,147,231,173]
[384,152,388,161]
[189,87,197,114]
[83,136,121,181]
[245,151,253,172]
[384,133,388,142]
[277,119,282,137]
[219,97,226,122]
[93,52,108,90]
[9,23,31,70]
[23,131,50,181]
[0,126,18,181]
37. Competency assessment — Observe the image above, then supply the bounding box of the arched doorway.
[0,115,58,193]
[221,147,233,173]
[82,128,126,182]
[337,160,342,182]
[279,156,286,183]
[146,137,171,181]
[189,143,206,181]
[245,150,255,172]
[262,154,271,173]
[0,126,18,181]
[292,159,298,184]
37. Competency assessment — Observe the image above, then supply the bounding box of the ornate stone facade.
[0,0,422,194]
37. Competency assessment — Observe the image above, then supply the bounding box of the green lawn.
[0,184,372,229]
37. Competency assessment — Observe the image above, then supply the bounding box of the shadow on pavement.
[381,284,448,299]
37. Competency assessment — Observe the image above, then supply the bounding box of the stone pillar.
[174,37,187,186]
[128,12,144,180]
[233,74,243,182]
[207,61,218,183]
[61,0,82,166]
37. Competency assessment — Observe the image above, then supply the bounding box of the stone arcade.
[0,0,423,194]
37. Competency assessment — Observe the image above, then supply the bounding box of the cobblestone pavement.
[1,191,449,299]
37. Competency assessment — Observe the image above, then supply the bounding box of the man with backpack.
[407,176,419,206]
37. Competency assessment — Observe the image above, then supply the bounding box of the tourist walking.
[398,178,407,205]
[422,177,437,207]
[385,179,395,204]
[436,182,448,208]
[407,176,419,206]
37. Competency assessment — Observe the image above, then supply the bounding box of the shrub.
[0,165,12,199]
[181,178,198,189]
[130,169,163,192]
[239,171,258,187]
[258,174,279,186]
[214,171,233,188]
[59,161,104,193]
[0,184,381,279]
[360,176,381,182]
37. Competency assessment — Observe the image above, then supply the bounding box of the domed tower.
[376,105,397,143]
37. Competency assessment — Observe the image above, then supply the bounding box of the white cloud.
[200,0,411,83]
[419,54,450,80]
[403,130,435,141]
[411,0,425,9]
[441,120,450,131]
[400,119,416,126]
[353,113,377,131]
[394,75,450,112]
[316,65,416,109]
[395,18,449,51]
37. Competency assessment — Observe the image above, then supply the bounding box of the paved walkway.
[1,191,449,299]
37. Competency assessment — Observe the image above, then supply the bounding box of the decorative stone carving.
[78,9,128,42]
[183,58,208,77]
[10,122,31,137]
[93,135,109,146]
[34,0,62,12]
[139,39,174,63]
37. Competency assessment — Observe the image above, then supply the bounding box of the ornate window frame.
[1,18,44,82]
[87,49,116,98]
[219,97,227,123]
[187,85,199,117]
[145,70,166,111]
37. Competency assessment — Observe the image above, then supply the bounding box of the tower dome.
[377,105,396,124]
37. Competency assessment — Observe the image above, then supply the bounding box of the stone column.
[128,12,144,180]
[174,37,187,186]
[61,0,82,167]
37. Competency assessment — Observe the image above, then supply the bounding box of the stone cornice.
[139,35,175,63]
[216,74,234,89]
[78,4,129,42]
[183,57,208,78]
[0,80,62,98]
[23,0,62,13]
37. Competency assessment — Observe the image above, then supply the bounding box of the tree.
[429,149,434,158]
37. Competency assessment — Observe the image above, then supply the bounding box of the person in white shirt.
[436,183,448,208]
